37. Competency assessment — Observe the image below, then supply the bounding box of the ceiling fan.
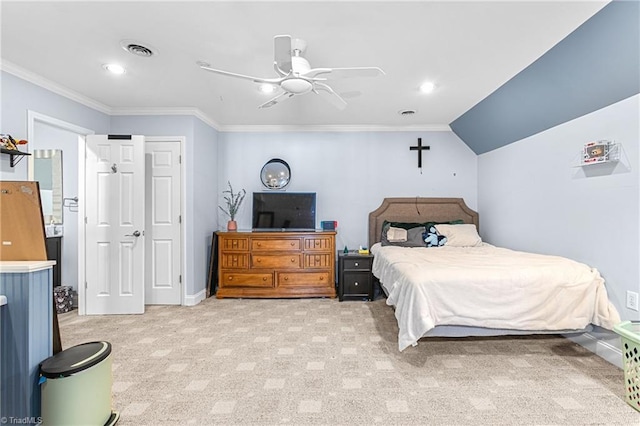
[198,35,385,110]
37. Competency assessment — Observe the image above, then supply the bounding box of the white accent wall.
[218,131,478,250]
[478,94,640,323]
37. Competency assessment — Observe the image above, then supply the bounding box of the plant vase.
[227,220,238,232]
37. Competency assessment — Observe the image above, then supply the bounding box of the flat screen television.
[252,192,316,231]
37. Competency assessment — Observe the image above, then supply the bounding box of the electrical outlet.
[627,291,639,311]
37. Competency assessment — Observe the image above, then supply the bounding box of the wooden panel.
[304,253,333,268]
[252,254,301,269]
[221,272,273,288]
[220,253,249,269]
[0,181,47,261]
[304,236,333,251]
[252,238,301,251]
[278,272,331,287]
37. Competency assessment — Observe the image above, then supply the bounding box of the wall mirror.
[260,158,291,189]
[30,149,63,224]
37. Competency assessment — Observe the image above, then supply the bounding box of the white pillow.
[386,226,408,242]
[434,224,482,247]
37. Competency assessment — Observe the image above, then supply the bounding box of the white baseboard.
[183,289,206,306]
[565,331,622,369]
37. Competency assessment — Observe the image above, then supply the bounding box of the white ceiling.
[1,1,608,131]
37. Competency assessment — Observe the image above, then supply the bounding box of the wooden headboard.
[368,197,479,247]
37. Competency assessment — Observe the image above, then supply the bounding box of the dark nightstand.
[338,251,374,301]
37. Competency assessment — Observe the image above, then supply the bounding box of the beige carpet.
[58,297,638,425]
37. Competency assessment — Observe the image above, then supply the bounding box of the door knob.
[125,230,141,237]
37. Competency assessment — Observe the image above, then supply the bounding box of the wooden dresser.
[216,230,336,298]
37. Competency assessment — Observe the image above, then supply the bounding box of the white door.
[85,135,145,314]
[145,139,182,305]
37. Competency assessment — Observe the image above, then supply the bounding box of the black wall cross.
[409,138,430,170]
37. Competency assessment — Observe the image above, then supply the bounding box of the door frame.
[27,110,94,315]
[27,113,187,313]
[144,136,186,306]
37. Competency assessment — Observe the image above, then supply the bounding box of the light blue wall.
[478,94,639,323]
[193,118,218,298]
[0,71,110,180]
[218,131,478,250]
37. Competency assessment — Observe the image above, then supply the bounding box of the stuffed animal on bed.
[423,225,447,247]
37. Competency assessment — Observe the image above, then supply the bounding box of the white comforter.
[371,243,621,351]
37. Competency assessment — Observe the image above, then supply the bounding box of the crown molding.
[218,124,452,133]
[1,60,113,114]
[110,107,221,130]
[2,61,450,133]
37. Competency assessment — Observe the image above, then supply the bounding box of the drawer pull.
[257,242,262,247]
[284,276,289,281]
[263,277,267,281]
[291,258,295,262]
[291,242,295,246]
[228,276,233,281]
[354,262,359,267]
[257,258,261,263]
[319,276,324,281]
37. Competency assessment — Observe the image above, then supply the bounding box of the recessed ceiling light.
[258,84,276,94]
[103,63,126,75]
[420,81,435,94]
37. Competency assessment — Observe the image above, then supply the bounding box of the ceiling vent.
[121,40,156,57]
[398,109,417,116]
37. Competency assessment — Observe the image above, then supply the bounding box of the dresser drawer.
[221,272,273,288]
[278,272,331,287]
[219,237,249,251]
[220,253,249,269]
[304,236,333,251]
[251,254,301,269]
[252,238,301,251]
[304,253,333,268]
[343,257,372,271]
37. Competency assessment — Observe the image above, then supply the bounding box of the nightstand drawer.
[343,258,372,270]
[342,272,371,295]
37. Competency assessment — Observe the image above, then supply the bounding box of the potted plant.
[219,181,246,231]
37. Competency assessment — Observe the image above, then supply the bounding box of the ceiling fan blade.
[312,82,347,110]
[258,91,295,109]
[305,67,385,79]
[199,64,280,84]
[274,35,292,76]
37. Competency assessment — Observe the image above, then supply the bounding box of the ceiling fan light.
[420,81,435,93]
[258,84,276,94]
[281,78,312,94]
[103,63,126,75]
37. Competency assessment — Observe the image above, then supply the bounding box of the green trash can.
[39,341,119,425]
[613,321,640,412]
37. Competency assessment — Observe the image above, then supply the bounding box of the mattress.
[371,243,621,351]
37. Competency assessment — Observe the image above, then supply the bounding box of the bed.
[368,197,621,351]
